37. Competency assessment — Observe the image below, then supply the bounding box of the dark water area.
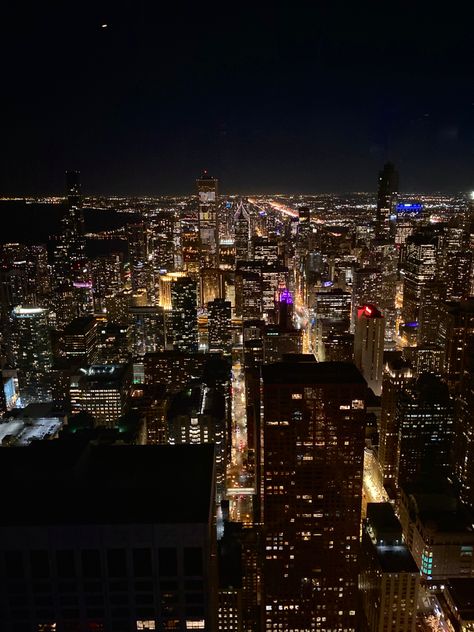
[0,201,137,250]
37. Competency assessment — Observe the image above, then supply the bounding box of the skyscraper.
[261,358,366,631]
[54,171,86,289]
[171,276,198,352]
[234,200,251,263]
[375,162,399,240]
[0,443,217,632]
[401,231,438,325]
[10,306,53,404]
[208,298,232,354]
[197,172,219,266]
[351,267,383,331]
[354,304,385,396]
[129,305,166,357]
[396,374,453,487]
[63,315,99,365]
[360,503,420,632]
[378,357,413,493]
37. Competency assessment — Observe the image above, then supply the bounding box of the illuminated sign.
[396,203,422,214]
[73,281,93,289]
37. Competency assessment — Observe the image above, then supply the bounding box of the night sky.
[3,2,474,195]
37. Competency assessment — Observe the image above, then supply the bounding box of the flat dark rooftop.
[367,503,402,538]
[64,316,96,335]
[262,361,366,385]
[0,442,214,526]
[446,578,474,615]
[376,545,419,574]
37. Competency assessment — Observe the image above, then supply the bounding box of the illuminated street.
[227,356,254,524]
[417,586,450,632]
[362,448,389,518]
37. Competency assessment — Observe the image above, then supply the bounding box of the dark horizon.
[1,177,473,199]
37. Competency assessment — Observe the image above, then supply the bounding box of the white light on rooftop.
[14,306,45,315]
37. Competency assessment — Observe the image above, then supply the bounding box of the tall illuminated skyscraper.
[197,172,219,266]
[171,276,198,352]
[401,232,438,325]
[378,358,413,492]
[54,171,86,288]
[234,200,250,263]
[354,304,385,396]
[10,306,53,404]
[375,162,399,240]
[261,358,366,631]
[208,298,232,354]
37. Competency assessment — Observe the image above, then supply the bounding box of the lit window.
[186,622,205,630]
[137,622,156,631]
[292,393,302,399]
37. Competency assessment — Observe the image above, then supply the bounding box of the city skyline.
[1,3,474,630]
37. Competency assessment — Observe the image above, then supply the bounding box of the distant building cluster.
[0,166,473,631]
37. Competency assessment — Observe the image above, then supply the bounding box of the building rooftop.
[262,361,366,385]
[445,579,474,619]
[63,316,96,335]
[402,482,474,534]
[375,544,419,574]
[1,404,67,446]
[367,503,402,540]
[74,363,130,388]
[0,443,215,525]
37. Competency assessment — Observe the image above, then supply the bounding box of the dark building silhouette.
[0,442,217,632]
[375,162,399,240]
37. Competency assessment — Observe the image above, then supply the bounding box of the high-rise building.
[354,304,385,396]
[171,276,198,352]
[235,271,262,320]
[396,373,453,487]
[261,265,289,318]
[297,205,311,241]
[208,298,232,354]
[90,253,123,313]
[234,201,251,263]
[351,267,383,331]
[70,363,132,427]
[378,357,413,492]
[444,300,474,509]
[197,172,219,266]
[10,306,53,404]
[261,358,366,631]
[144,351,218,394]
[314,288,351,361]
[181,228,200,274]
[63,315,99,365]
[375,162,399,239]
[168,384,227,502]
[401,231,438,324]
[129,305,166,357]
[252,237,279,265]
[360,503,420,632]
[399,481,474,581]
[54,171,86,288]
[127,222,154,302]
[200,268,224,307]
[0,442,217,632]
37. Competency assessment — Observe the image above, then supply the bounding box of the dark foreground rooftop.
[262,361,366,385]
[0,442,215,526]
